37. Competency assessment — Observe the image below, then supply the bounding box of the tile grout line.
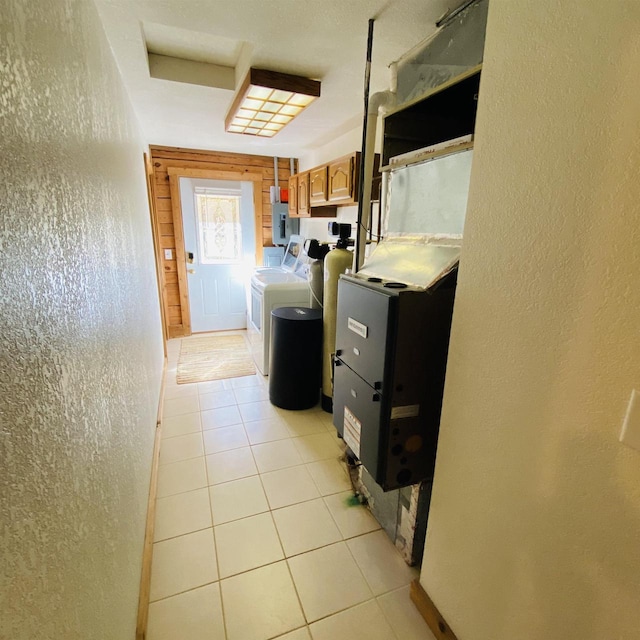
[158,458,351,505]
[148,577,220,607]
[159,346,406,639]
[305,596,403,636]
[156,461,377,541]
[214,407,255,639]
[158,450,206,467]
[154,494,382,546]
[154,351,221,636]
[150,537,409,606]
[253,429,310,633]
[194,337,229,640]
[257,411,375,631]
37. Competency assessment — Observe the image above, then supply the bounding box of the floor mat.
[176,335,256,384]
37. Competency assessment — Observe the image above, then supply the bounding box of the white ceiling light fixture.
[225,68,321,138]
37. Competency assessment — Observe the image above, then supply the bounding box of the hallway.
[146,334,435,640]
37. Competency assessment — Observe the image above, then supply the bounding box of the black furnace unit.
[333,270,457,491]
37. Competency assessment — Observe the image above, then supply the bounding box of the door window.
[194,189,242,264]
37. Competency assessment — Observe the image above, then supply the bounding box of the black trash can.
[269,306,322,410]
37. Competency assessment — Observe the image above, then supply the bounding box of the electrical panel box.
[271,203,300,246]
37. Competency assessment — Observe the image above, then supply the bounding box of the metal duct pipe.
[273,156,279,202]
[436,0,480,27]
[355,82,397,270]
[380,168,389,239]
[354,18,375,272]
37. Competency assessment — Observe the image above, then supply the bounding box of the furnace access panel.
[333,272,456,491]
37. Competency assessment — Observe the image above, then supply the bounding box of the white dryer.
[247,236,311,375]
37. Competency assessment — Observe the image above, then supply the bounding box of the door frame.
[143,151,168,354]
[168,167,263,336]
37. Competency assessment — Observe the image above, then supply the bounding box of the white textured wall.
[299,124,364,171]
[420,2,640,639]
[0,1,164,639]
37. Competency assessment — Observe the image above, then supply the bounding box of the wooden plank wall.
[149,145,294,338]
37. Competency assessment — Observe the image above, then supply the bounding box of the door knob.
[187,268,195,274]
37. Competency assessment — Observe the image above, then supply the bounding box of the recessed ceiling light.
[225,68,320,138]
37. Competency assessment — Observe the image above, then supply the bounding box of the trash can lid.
[271,306,322,321]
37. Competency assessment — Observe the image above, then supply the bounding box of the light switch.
[164,249,172,260]
[619,389,640,452]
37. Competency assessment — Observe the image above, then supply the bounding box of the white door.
[180,177,256,332]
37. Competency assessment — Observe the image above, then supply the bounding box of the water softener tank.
[322,224,354,412]
[305,239,330,310]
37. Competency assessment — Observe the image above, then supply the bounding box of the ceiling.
[95,0,452,158]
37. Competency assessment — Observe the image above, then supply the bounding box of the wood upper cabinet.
[296,171,310,217]
[288,174,298,217]
[287,151,379,216]
[289,170,336,218]
[309,166,328,204]
[328,155,355,202]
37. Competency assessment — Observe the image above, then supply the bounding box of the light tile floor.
[147,334,436,640]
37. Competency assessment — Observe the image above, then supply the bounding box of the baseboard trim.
[410,579,459,640]
[136,357,167,640]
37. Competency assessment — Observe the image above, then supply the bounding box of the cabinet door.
[297,172,310,217]
[328,156,354,202]
[288,175,298,217]
[309,167,328,205]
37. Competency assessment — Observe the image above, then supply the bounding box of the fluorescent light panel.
[225,68,320,138]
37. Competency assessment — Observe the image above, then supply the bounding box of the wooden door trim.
[167,167,264,336]
[135,357,166,640]
[168,174,192,334]
[168,167,262,182]
[409,580,459,640]
[143,152,168,355]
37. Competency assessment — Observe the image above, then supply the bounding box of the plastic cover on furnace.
[382,146,473,239]
[358,235,460,290]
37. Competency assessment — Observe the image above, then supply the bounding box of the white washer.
[247,237,311,375]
